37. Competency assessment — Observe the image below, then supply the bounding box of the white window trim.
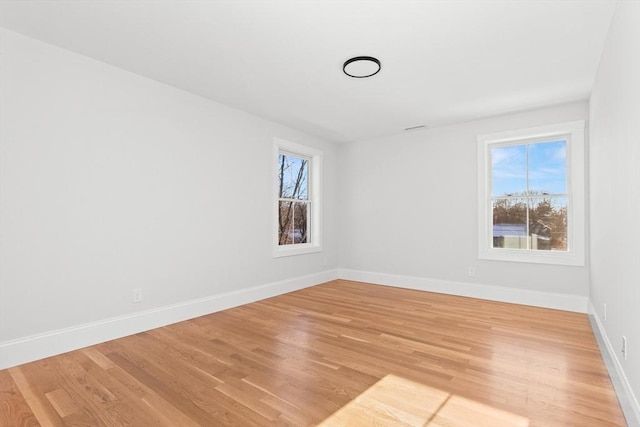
[477,120,585,266]
[273,137,322,258]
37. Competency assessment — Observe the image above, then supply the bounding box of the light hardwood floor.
[0,280,626,426]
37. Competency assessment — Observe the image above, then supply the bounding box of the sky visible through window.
[491,140,567,197]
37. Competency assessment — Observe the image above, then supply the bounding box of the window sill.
[479,247,584,266]
[273,244,322,258]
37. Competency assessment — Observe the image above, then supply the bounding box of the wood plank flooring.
[0,280,626,426]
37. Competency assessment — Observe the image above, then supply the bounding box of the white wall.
[589,0,640,419]
[0,29,339,359]
[338,101,589,308]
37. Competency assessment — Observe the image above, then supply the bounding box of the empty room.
[1,1,638,426]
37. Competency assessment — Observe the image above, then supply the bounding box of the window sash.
[278,151,311,201]
[491,195,569,251]
[277,199,311,245]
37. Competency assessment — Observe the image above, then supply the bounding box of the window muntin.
[477,121,585,266]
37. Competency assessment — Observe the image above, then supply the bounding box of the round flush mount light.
[343,56,381,78]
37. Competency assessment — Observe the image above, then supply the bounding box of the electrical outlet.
[132,288,142,303]
[468,267,476,277]
[622,336,627,360]
[603,303,607,321]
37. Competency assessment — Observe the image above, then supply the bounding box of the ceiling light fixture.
[343,56,381,78]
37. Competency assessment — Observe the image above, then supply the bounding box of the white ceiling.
[0,0,616,143]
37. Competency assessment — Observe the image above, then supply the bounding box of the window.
[278,152,309,245]
[477,121,585,265]
[273,138,322,257]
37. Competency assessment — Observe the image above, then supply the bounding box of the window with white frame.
[477,121,585,265]
[273,138,322,257]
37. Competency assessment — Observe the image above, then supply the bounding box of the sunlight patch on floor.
[319,374,530,427]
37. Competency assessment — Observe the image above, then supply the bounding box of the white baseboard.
[338,269,588,313]
[588,301,640,426]
[0,269,339,370]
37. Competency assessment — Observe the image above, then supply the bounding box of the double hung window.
[273,138,322,257]
[477,121,585,265]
